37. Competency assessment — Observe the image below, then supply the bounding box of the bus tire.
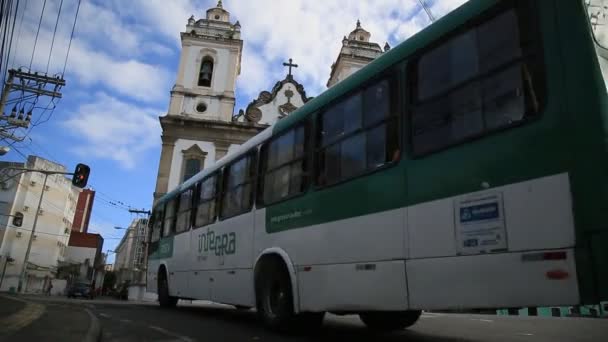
[233,305,251,311]
[359,310,421,331]
[158,269,178,308]
[255,257,298,331]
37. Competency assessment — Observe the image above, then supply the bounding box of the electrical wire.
[29,0,47,71]
[62,0,81,77]
[46,0,63,74]
[4,0,19,83]
[8,0,26,69]
[417,0,436,22]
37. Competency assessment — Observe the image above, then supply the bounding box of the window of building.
[196,102,207,113]
[411,5,543,156]
[183,159,201,182]
[163,198,177,237]
[259,124,309,205]
[181,145,207,182]
[316,78,398,186]
[175,188,194,233]
[220,153,256,219]
[194,174,218,227]
[198,56,214,87]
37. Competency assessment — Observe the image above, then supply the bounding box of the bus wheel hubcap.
[266,280,283,318]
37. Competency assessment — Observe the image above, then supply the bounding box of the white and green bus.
[147,0,608,331]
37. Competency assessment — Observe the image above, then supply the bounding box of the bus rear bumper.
[406,248,579,310]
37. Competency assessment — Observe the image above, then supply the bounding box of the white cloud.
[63,93,162,169]
[228,0,468,97]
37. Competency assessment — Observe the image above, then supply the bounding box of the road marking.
[149,325,195,342]
[99,313,111,318]
[516,333,534,336]
[421,312,444,317]
[471,318,494,323]
[0,296,46,336]
[120,319,132,323]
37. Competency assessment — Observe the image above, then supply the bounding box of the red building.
[72,189,95,233]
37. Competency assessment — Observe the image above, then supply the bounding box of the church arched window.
[181,145,207,182]
[198,57,214,87]
[183,158,201,182]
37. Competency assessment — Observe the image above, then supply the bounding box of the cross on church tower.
[283,58,298,77]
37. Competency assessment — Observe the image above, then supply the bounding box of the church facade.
[153,1,386,203]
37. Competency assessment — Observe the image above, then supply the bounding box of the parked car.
[67,282,94,299]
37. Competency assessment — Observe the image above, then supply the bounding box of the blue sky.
[1,0,467,262]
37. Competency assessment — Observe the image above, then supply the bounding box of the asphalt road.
[87,301,608,342]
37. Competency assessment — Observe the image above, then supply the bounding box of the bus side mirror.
[12,212,24,227]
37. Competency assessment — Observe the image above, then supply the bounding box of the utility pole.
[15,170,62,292]
[0,69,65,143]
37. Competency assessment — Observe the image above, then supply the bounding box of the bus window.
[412,6,542,156]
[195,175,218,227]
[260,124,309,205]
[163,198,177,237]
[221,153,256,219]
[175,188,194,233]
[317,78,398,186]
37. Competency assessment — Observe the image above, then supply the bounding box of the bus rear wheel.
[359,310,421,331]
[158,270,178,308]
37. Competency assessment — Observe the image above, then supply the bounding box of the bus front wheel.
[256,258,295,330]
[158,269,178,308]
[359,310,421,331]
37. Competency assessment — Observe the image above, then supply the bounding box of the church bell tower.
[169,0,242,122]
[153,1,263,203]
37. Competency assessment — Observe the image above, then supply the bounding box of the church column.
[154,136,177,203]
[214,141,231,161]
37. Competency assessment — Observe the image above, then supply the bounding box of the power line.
[29,0,47,71]
[46,0,64,74]
[9,0,26,69]
[62,0,81,76]
[3,225,71,238]
[417,0,436,23]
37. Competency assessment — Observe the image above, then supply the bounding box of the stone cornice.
[160,115,267,144]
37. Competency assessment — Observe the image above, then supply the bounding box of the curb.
[83,308,102,342]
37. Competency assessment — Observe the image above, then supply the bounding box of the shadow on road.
[161,305,475,342]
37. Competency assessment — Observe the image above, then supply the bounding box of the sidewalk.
[0,294,100,342]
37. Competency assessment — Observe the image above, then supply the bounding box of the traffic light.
[12,212,23,227]
[72,163,90,188]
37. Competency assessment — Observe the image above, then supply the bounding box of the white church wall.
[257,82,306,125]
[168,140,216,192]
[181,95,222,121]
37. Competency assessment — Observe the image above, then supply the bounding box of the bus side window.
[194,174,218,227]
[316,77,397,186]
[175,188,194,233]
[220,152,257,219]
[259,123,309,205]
[411,5,542,156]
[163,198,177,237]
